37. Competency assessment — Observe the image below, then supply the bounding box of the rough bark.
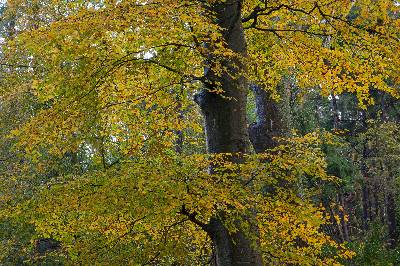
[195,1,263,265]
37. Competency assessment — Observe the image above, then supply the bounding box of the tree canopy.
[0,0,399,265]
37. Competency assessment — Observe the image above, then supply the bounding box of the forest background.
[0,0,400,265]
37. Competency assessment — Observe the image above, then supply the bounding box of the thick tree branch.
[179,205,209,232]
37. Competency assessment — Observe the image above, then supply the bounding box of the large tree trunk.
[248,80,291,152]
[195,1,263,265]
[248,81,291,198]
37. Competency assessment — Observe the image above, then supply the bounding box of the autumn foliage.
[0,0,399,265]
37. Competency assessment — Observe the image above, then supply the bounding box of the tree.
[1,0,399,264]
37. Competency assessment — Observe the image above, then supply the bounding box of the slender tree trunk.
[322,197,343,242]
[331,96,351,241]
[372,184,379,221]
[380,93,398,248]
[339,192,350,242]
[360,111,370,231]
[195,1,263,265]
[361,186,370,230]
[175,87,185,154]
[387,191,397,248]
[331,95,340,130]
